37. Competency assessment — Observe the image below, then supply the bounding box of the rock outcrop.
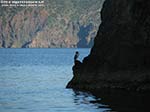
[67,0,150,92]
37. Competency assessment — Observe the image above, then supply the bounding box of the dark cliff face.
[90,0,150,70]
[67,0,150,92]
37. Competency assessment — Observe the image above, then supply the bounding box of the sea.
[0,48,149,112]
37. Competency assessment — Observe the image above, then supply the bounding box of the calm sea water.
[0,48,110,112]
[0,49,149,112]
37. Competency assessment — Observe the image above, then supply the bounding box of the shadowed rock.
[67,0,150,92]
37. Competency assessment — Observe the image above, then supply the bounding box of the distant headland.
[0,0,104,48]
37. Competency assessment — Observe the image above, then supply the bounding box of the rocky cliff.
[0,0,104,48]
[67,0,150,92]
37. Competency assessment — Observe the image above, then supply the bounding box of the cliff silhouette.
[67,0,150,92]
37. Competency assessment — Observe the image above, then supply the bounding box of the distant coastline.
[0,0,105,48]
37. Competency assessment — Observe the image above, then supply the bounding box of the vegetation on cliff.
[0,0,104,48]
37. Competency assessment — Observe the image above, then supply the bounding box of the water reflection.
[72,90,111,112]
[72,89,150,112]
